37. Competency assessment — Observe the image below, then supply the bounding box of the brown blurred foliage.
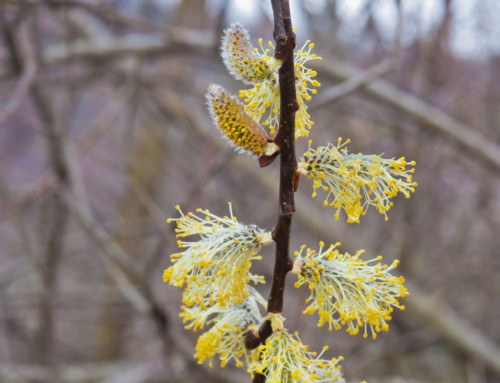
[1,1,500,382]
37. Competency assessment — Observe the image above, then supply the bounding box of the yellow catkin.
[238,39,321,138]
[164,203,271,308]
[292,242,408,338]
[207,84,271,157]
[248,330,345,382]
[298,139,417,222]
[221,23,275,84]
[190,293,264,368]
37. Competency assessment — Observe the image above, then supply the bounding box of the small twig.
[0,22,37,128]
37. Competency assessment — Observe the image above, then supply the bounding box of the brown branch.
[253,2,297,381]
[267,0,296,315]
[270,0,286,56]
[30,87,69,369]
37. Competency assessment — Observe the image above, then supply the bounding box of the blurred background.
[1,0,500,382]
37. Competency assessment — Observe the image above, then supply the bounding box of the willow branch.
[271,0,285,52]
[267,0,296,317]
[252,2,297,382]
[148,65,500,380]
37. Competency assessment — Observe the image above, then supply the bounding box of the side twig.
[0,21,37,128]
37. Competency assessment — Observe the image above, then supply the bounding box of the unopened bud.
[207,85,274,157]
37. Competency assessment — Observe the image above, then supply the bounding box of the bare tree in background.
[1,1,500,382]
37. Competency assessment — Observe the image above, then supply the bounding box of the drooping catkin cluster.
[249,330,345,382]
[298,139,417,223]
[292,242,408,339]
[189,290,266,368]
[237,38,321,138]
[164,204,272,308]
[164,22,416,382]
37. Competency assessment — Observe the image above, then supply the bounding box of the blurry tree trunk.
[34,194,68,366]
[96,126,167,360]
[173,0,207,29]
[427,0,453,90]
[486,56,500,139]
[25,12,74,366]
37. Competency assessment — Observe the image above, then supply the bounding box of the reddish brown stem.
[271,0,286,56]
[252,1,297,381]
[252,2,297,381]
[267,0,296,315]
